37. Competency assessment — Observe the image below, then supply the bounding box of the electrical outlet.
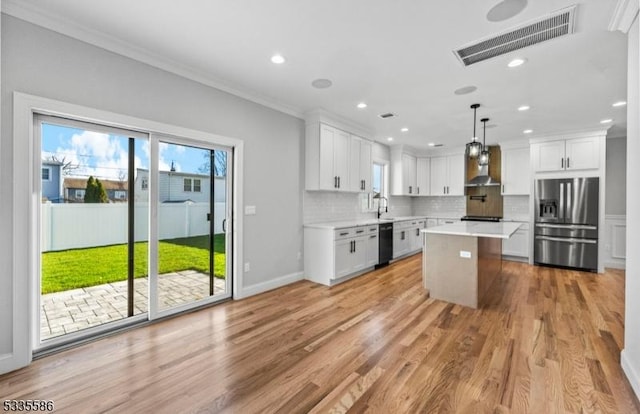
[459,251,472,259]
[244,262,250,272]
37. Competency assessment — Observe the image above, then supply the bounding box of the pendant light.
[478,117,490,166]
[466,104,482,158]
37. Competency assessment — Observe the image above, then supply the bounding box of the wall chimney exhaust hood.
[466,164,501,187]
[465,146,501,187]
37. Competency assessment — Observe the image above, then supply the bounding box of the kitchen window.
[193,179,201,192]
[184,178,192,192]
[363,161,388,211]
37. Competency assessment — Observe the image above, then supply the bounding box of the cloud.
[54,131,130,180]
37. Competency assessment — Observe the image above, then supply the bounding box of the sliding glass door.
[149,137,232,318]
[36,115,149,345]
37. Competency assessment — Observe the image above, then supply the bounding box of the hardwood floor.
[1,255,639,413]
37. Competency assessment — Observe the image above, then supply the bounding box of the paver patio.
[40,271,226,340]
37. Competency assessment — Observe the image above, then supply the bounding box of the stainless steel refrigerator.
[534,177,599,272]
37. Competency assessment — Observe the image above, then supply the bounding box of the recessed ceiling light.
[612,101,627,107]
[523,129,533,134]
[401,127,409,132]
[508,58,527,68]
[311,78,332,89]
[428,143,436,147]
[357,102,367,109]
[270,54,285,64]
[387,137,394,142]
[518,105,530,111]
[600,119,613,124]
[454,85,478,95]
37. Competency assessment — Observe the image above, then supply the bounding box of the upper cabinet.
[349,136,372,192]
[306,122,373,192]
[531,135,601,173]
[501,146,530,195]
[401,154,417,195]
[416,158,430,196]
[430,154,464,196]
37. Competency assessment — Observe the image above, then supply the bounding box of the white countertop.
[305,216,428,230]
[421,221,521,239]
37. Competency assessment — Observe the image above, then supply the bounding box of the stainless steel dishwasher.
[376,222,393,268]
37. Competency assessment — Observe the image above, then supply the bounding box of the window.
[184,178,192,192]
[75,189,85,199]
[114,190,126,200]
[365,161,389,211]
[42,167,51,181]
[141,178,148,190]
[193,179,201,192]
[372,163,385,198]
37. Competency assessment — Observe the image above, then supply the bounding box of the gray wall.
[0,15,304,355]
[606,137,627,215]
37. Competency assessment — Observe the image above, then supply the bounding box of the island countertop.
[421,221,521,239]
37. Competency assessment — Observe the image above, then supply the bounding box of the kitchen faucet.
[377,196,388,219]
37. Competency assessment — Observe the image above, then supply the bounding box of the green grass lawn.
[42,235,226,294]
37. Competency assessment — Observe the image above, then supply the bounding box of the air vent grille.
[378,112,396,119]
[454,5,576,66]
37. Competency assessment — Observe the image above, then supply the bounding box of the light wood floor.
[1,255,639,413]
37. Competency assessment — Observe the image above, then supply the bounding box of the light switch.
[245,205,256,215]
[459,250,472,259]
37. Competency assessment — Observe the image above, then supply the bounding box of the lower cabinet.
[502,222,530,259]
[305,224,379,286]
[393,227,410,258]
[393,219,426,259]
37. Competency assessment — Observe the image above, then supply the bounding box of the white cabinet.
[430,154,465,196]
[402,154,417,195]
[531,136,600,173]
[306,123,350,191]
[502,222,530,259]
[304,224,378,286]
[426,218,438,228]
[393,225,411,258]
[409,219,426,252]
[501,147,530,195]
[416,158,430,196]
[349,136,372,192]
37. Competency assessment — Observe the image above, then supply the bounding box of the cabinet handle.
[363,179,366,190]
[340,232,349,236]
[401,231,405,240]
[416,228,419,236]
[370,235,377,239]
[353,240,356,252]
[417,187,420,194]
[334,176,338,188]
[443,186,446,194]
[409,186,412,194]
[561,158,564,169]
[338,176,341,188]
[502,184,505,193]
[567,157,570,168]
[356,230,364,234]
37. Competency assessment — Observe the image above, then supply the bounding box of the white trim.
[622,349,640,400]
[1,0,303,120]
[9,92,244,374]
[236,271,304,299]
[528,128,610,144]
[304,109,374,140]
[609,0,640,33]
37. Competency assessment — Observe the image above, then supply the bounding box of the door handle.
[535,235,597,244]
[222,219,227,233]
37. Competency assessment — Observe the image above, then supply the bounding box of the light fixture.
[401,127,409,132]
[311,78,332,89]
[387,137,394,141]
[523,129,533,134]
[270,54,286,64]
[600,119,613,124]
[357,102,367,109]
[508,58,526,67]
[478,118,490,166]
[428,142,436,147]
[466,103,482,158]
[518,105,530,111]
[612,101,627,107]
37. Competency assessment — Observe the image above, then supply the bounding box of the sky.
[41,122,212,180]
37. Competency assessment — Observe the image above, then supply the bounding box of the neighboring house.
[134,168,226,203]
[41,160,64,203]
[63,177,128,202]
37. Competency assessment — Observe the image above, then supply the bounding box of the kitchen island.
[421,221,521,309]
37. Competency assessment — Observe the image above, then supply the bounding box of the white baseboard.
[604,261,626,270]
[235,271,304,299]
[621,349,640,400]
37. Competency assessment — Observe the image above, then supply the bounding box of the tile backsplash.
[412,196,466,218]
[304,192,530,224]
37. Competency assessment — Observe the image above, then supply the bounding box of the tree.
[48,155,80,176]
[198,151,227,176]
[84,176,108,203]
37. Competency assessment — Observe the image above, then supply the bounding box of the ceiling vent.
[378,112,397,119]
[453,5,577,67]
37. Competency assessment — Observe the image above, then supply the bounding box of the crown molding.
[1,0,304,119]
[609,0,639,33]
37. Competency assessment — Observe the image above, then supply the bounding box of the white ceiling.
[2,0,628,149]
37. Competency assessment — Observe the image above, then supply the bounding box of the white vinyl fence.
[41,202,226,252]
